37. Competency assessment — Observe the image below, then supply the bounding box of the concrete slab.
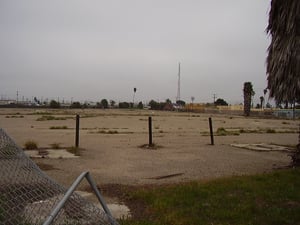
[25,149,79,159]
[231,143,293,152]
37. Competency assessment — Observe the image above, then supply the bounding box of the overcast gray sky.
[0,0,271,104]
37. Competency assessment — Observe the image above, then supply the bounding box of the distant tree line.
[148,99,185,110]
[47,99,145,109]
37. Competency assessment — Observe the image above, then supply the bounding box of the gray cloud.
[0,0,270,104]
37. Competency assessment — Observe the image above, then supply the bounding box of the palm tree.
[191,96,195,112]
[260,96,264,109]
[266,0,300,106]
[266,0,300,165]
[191,96,195,104]
[243,82,253,116]
[132,87,137,107]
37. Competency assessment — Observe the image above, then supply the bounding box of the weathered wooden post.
[209,117,214,145]
[75,114,80,147]
[148,116,153,146]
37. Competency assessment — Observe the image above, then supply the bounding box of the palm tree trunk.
[243,94,251,116]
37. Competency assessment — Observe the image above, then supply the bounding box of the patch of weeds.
[66,146,81,156]
[96,130,107,134]
[239,128,260,133]
[50,143,61,149]
[90,129,119,134]
[36,162,57,171]
[216,127,240,136]
[32,111,52,115]
[36,115,71,121]
[37,115,56,121]
[24,140,38,150]
[49,126,68,129]
[239,128,246,133]
[266,128,276,133]
[159,130,164,133]
[154,126,160,129]
[202,128,240,136]
[240,128,266,134]
[282,121,290,125]
[108,130,119,134]
[5,115,24,118]
[216,127,227,135]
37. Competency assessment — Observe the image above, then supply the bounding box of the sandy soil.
[0,108,299,188]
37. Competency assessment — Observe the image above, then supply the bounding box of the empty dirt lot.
[0,108,298,188]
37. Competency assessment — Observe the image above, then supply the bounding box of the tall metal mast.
[176,62,181,102]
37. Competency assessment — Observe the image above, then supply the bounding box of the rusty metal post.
[75,114,80,148]
[209,117,214,145]
[148,116,153,146]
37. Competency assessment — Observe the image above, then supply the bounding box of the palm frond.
[266,0,300,104]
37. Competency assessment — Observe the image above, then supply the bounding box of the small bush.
[49,126,68,129]
[107,130,118,134]
[94,130,118,134]
[216,127,227,136]
[266,128,276,133]
[5,115,24,118]
[216,127,240,136]
[24,140,38,150]
[37,116,67,121]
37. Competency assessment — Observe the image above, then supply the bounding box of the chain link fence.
[0,128,118,225]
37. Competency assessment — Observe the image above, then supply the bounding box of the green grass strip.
[120,168,300,225]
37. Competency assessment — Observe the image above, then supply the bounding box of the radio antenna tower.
[176,62,181,102]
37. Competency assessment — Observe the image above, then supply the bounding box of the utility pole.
[213,93,217,104]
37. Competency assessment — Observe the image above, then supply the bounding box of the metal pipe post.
[148,116,153,146]
[75,114,80,147]
[209,117,214,145]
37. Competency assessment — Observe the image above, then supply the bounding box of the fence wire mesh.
[0,128,117,225]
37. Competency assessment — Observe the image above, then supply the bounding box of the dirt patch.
[36,162,59,171]
[97,184,156,220]
[138,143,163,150]
[1,108,298,187]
